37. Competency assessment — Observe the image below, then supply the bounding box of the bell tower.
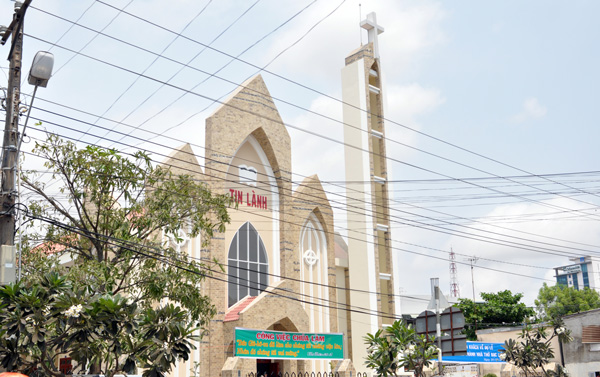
[342,12,396,370]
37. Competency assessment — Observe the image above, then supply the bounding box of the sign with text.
[441,342,505,364]
[558,264,581,275]
[234,328,344,360]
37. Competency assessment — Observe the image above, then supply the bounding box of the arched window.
[299,214,329,331]
[228,222,268,307]
[238,164,258,186]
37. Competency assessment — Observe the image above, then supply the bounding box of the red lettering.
[237,190,243,204]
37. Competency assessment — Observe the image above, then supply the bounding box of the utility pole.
[430,278,443,376]
[467,256,479,301]
[466,256,479,339]
[0,1,31,284]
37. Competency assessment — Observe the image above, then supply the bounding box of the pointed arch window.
[228,222,268,307]
[238,164,258,186]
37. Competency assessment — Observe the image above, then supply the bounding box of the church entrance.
[257,359,280,377]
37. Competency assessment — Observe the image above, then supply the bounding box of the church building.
[162,12,396,377]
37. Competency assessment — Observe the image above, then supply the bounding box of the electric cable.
[25,108,600,259]
[73,0,600,208]
[77,0,215,142]
[26,6,600,219]
[22,124,598,276]
[23,32,600,230]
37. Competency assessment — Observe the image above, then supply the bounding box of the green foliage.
[535,282,600,320]
[2,135,231,376]
[454,290,535,340]
[483,374,497,377]
[500,318,572,377]
[0,273,198,377]
[364,320,438,377]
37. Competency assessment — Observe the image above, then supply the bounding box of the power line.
[27,7,600,219]
[79,0,215,142]
[81,0,600,208]
[22,124,591,278]
[24,32,600,233]
[26,108,600,260]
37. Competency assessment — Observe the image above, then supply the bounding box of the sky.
[1,0,600,310]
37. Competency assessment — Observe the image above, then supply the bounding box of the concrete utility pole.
[0,1,31,284]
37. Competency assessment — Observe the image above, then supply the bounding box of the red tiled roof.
[224,296,256,322]
[31,236,76,255]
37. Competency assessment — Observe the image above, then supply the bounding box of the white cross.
[303,249,318,266]
[360,12,384,59]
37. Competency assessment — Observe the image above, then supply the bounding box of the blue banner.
[442,342,505,363]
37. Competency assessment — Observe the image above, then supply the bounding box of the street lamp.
[17,51,54,155]
[15,51,54,281]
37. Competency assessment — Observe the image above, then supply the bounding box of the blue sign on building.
[442,342,505,363]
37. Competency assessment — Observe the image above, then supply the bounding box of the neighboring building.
[477,325,561,377]
[562,308,600,376]
[554,255,600,290]
[475,309,600,376]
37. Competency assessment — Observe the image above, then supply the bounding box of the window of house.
[238,165,258,186]
[228,222,268,307]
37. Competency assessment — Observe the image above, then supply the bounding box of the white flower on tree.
[64,304,83,318]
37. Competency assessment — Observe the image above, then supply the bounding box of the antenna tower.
[449,248,460,298]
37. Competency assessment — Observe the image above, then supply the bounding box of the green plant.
[0,135,231,377]
[364,320,438,377]
[500,317,572,377]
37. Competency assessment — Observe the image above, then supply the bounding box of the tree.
[454,290,535,340]
[500,317,572,377]
[0,135,231,377]
[535,283,600,320]
[364,320,438,377]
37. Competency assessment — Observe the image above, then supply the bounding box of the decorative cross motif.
[168,228,190,252]
[303,249,318,266]
[360,12,384,59]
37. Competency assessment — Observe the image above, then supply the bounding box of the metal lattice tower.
[449,248,460,298]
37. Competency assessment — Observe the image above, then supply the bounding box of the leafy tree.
[454,290,535,340]
[364,320,438,377]
[535,283,600,320]
[500,317,572,377]
[0,135,231,377]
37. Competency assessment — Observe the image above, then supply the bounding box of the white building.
[554,256,600,291]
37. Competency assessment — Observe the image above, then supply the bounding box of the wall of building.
[563,308,600,376]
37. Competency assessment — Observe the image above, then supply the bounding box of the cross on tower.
[360,12,384,59]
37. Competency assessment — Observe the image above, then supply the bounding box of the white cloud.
[512,97,547,123]
[263,0,447,84]
[386,83,445,122]
[384,83,445,162]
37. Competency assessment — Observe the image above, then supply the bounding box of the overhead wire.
[72,0,600,208]
[18,38,600,255]
[22,119,598,275]
[20,29,600,227]
[109,0,345,148]
[24,4,600,237]
[22,114,599,262]
[79,0,215,143]
[25,99,600,259]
